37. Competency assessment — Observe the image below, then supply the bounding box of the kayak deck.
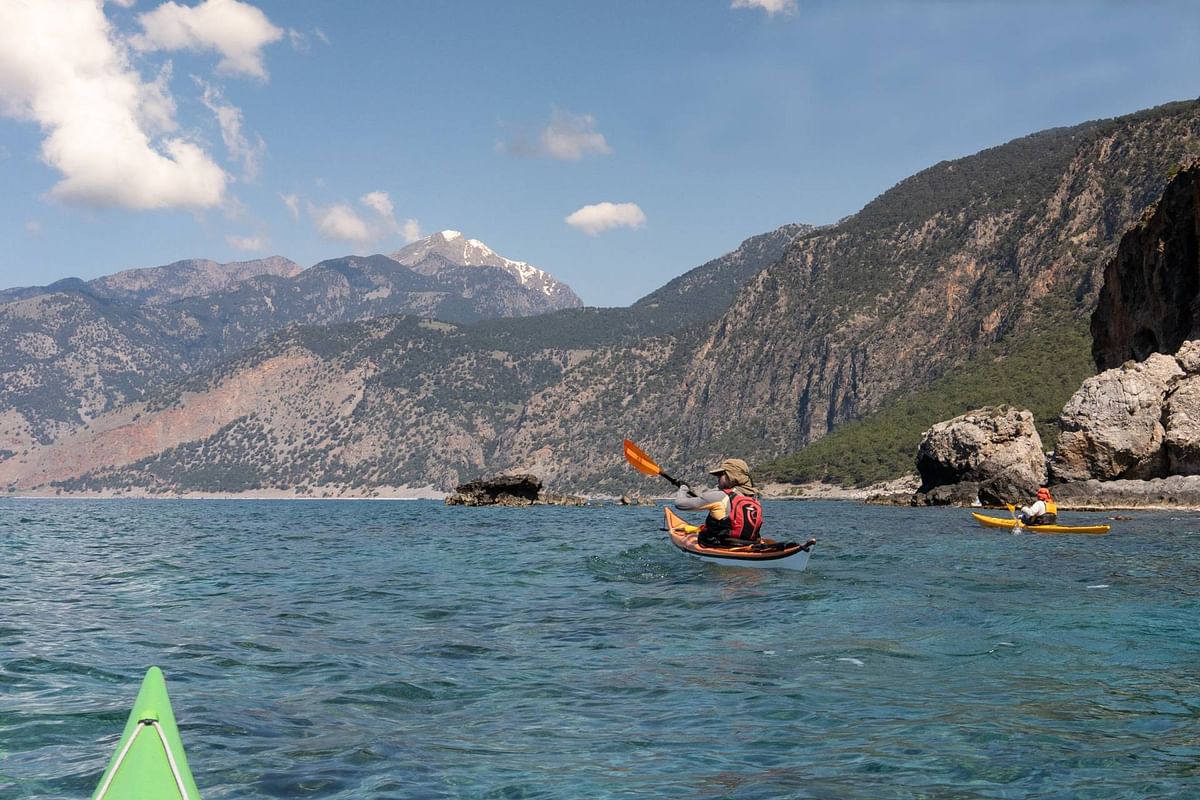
[93,667,200,800]
[664,507,815,570]
[971,511,1111,535]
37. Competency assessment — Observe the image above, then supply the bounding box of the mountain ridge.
[4,99,1200,495]
[0,233,584,456]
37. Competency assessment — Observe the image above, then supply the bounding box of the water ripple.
[2,499,1199,798]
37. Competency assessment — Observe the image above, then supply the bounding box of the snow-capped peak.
[389,231,581,303]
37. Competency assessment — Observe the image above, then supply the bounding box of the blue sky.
[0,1,1197,307]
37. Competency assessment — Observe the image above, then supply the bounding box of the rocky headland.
[913,163,1200,509]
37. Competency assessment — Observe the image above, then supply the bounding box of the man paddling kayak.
[1017,486,1058,526]
[673,457,764,548]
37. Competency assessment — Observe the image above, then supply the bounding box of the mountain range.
[0,234,579,450]
[2,99,1200,496]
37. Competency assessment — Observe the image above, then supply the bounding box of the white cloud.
[540,109,612,160]
[0,0,228,210]
[401,219,422,243]
[109,0,138,8]
[131,0,285,80]
[360,190,394,221]
[280,192,300,220]
[227,232,267,251]
[565,202,646,236]
[731,0,797,15]
[287,28,308,53]
[311,191,417,248]
[502,108,612,160]
[313,202,371,244]
[198,78,265,180]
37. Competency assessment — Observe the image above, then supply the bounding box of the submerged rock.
[539,492,589,507]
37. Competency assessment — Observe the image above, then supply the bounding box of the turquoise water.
[2,499,1198,799]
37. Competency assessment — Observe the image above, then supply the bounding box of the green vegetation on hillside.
[758,319,1096,487]
[850,100,1200,236]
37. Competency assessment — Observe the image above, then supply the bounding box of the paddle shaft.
[658,469,683,488]
[1007,503,1023,531]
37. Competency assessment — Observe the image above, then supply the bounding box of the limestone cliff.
[668,104,1200,465]
[1091,162,1200,370]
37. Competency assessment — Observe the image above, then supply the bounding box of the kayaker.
[673,457,764,547]
[1017,486,1058,526]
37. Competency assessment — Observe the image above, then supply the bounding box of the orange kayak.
[663,507,815,570]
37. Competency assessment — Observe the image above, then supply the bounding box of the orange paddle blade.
[623,439,662,477]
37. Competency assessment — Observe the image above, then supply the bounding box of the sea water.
[1,499,1198,799]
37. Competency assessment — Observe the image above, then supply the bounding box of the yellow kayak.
[971,511,1110,535]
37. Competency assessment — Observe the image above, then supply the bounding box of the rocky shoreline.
[762,475,1200,511]
[1044,476,1200,510]
[9,473,1200,511]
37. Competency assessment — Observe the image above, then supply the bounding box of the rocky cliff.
[489,101,1200,490]
[1091,162,1200,370]
[667,104,1200,462]
[909,158,1200,506]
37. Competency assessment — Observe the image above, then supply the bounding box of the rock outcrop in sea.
[913,406,1046,506]
[446,474,543,506]
[445,474,588,506]
[1052,341,1200,482]
[913,341,1200,508]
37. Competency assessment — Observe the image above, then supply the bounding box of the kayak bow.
[664,507,815,570]
[971,511,1110,535]
[92,667,201,800]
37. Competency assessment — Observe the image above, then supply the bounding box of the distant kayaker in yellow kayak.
[1017,486,1058,526]
[673,457,764,547]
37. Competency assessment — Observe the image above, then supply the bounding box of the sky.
[0,1,1198,308]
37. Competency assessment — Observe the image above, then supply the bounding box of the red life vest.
[703,489,763,542]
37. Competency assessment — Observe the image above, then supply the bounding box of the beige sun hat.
[707,457,756,492]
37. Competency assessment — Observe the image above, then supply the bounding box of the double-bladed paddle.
[1006,503,1023,533]
[622,439,687,489]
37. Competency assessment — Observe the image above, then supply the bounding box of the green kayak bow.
[92,667,201,800]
